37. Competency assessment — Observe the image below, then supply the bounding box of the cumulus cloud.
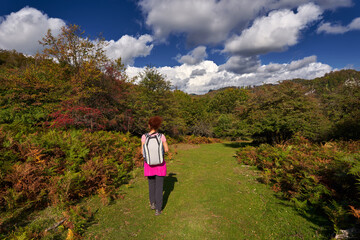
[288,55,317,71]
[349,18,360,29]
[139,0,349,46]
[256,56,331,84]
[224,3,322,55]
[219,56,260,74]
[177,46,207,65]
[317,17,360,34]
[139,0,263,45]
[190,69,207,78]
[127,60,218,91]
[0,6,65,55]
[127,56,332,94]
[104,34,153,66]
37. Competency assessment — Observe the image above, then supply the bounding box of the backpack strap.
[143,133,149,163]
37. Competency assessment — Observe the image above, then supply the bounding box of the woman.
[141,116,169,216]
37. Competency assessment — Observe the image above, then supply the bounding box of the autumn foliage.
[236,135,360,231]
[0,23,360,237]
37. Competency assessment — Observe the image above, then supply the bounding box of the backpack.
[143,133,164,166]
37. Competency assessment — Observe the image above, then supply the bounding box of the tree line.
[1,25,359,144]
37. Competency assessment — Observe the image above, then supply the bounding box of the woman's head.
[148,116,162,130]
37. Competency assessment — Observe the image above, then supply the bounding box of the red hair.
[148,116,162,130]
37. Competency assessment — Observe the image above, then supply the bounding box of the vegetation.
[0,23,360,238]
[236,136,360,232]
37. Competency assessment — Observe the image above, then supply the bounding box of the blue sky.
[1,0,360,94]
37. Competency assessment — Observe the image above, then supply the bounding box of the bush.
[235,135,360,231]
[0,128,140,236]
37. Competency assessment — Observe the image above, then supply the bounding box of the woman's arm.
[163,141,169,153]
[141,142,144,155]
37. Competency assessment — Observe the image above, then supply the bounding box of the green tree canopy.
[240,81,330,143]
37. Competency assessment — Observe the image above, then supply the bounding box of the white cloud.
[317,17,360,34]
[224,3,322,55]
[139,0,263,45]
[317,22,347,34]
[288,55,318,71]
[349,18,360,29]
[104,34,153,66]
[177,46,207,65]
[139,0,350,46]
[0,6,65,54]
[127,56,332,94]
[257,55,329,80]
[219,56,260,74]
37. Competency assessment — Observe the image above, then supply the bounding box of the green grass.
[82,143,328,239]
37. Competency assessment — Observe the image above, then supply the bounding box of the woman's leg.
[148,176,156,206]
[155,176,164,211]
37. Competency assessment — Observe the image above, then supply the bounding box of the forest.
[0,25,359,239]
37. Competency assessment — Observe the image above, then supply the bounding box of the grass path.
[84,143,327,239]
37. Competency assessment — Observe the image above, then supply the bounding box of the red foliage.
[116,109,135,132]
[49,105,106,131]
[103,63,127,82]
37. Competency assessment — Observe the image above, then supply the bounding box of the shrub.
[0,129,140,236]
[235,135,360,231]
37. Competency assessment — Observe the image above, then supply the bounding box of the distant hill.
[292,69,360,94]
[202,69,360,97]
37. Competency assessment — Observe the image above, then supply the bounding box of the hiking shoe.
[155,210,162,216]
[150,203,156,210]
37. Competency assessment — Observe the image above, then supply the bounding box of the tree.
[331,83,360,140]
[38,24,130,131]
[188,96,214,137]
[296,69,360,140]
[138,67,171,97]
[241,81,330,144]
[207,88,249,138]
[39,24,108,70]
[129,67,173,135]
[208,88,248,114]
